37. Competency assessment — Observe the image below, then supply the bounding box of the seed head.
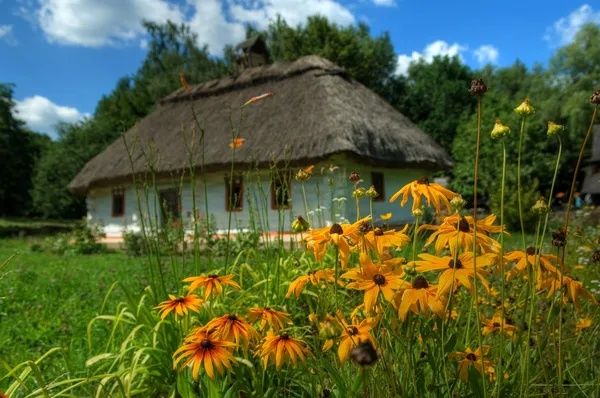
[350,341,378,367]
[591,90,600,105]
[591,249,600,265]
[469,79,487,96]
[552,229,567,247]
[348,171,361,184]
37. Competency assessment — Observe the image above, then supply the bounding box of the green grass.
[0,238,147,371]
[0,218,76,238]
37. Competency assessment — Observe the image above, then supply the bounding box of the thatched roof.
[69,55,452,194]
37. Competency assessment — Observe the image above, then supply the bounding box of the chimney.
[234,36,270,72]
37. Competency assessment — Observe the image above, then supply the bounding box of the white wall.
[86,155,435,237]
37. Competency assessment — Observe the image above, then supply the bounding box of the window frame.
[371,171,385,202]
[111,188,125,218]
[225,174,244,212]
[271,171,292,210]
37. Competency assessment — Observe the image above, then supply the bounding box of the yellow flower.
[258,332,307,369]
[247,307,291,332]
[395,276,446,321]
[389,177,457,214]
[420,214,502,256]
[547,121,564,136]
[514,98,534,116]
[173,329,236,380]
[291,216,310,233]
[285,268,336,298]
[205,314,258,348]
[540,274,596,310]
[155,294,203,319]
[336,316,376,363]
[229,137,246,149]
[379,212,392,221]
[411,252,496,296]
[481,313,517,338]
[365,186,379,199]
[183,274,241,299]
[450,346,495,382]
[505,247,560,287]
[353,187,366,199]
[490,118,510,139]
[295,165,315,182]
[575,318,593,333]
[304,217,369,268]
[363,225,411,257]
[342,253,407,313]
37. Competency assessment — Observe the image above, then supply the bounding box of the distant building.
[69,37,452,239]
[582,124,600,204]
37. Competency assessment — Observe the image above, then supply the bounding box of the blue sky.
[1,0,599,138]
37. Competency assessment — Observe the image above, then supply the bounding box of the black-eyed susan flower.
[389,177,457,214]
[505,248,560,286]
[541,274,597,310]
[395,276,446,321]
[481,313,517,338]
[450,346,494,382]
[411,252,496,296]
[248,306,291,331]
[259,332,307,369]
[286,268,336,298]
[205,314,257,348]
[342,253,407,313]
[514,98,534,116]
[363,225,410,257]
[295,165,315,182]
[173,329,236,380]
[156,294,203,319]
[336,316,376,363]
[420,215,502,256]
[183,274,240,299]
[305,217,369,268]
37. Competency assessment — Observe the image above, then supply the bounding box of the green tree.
[0,83,49,216]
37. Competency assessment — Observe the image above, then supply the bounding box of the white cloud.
[544,4,600,45]
[473,44,499,65]
[36,0,184,47]
[13,95,89,137]
[0,24,17,45]
[372,0,396,6]
[28,0,355,55]
[395,40,466,75]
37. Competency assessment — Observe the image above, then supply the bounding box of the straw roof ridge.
[69,55,452,194]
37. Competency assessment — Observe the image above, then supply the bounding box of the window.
[159,188,181,224]
[371,172,385,202]
[225,175,244,211]
[111,188,125,217]
[271,172,292,209]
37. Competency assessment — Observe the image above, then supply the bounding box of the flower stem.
[495,140,507,397]
[517,117,527,250]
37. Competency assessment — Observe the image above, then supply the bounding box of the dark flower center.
[373,274,386,285]
[200,339,214,349]
[412,276,429,289]
[458,217,470,232]
[208,274,219,279]
[227,314,238,321]
[174,297,186,304]
[280,333,290,340]
[350,341,378,367]
[448,259,463,269]
[526,247,538,256]
[492,322,501,328]
[348,326,359,336]
[359,222,372,234]
[466,353,477,361]
[264,307,271,311]
[374,227,384,236]
[417,177,430,185]
[330,223,344,235]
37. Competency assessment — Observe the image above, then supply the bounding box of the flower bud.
[348,171,361,184]
[365,185,379,199]
[412,208,424,218]
[514,98,535,116]
[490,119,510,139]
[531,197,549,215]
[291,216,310,233]
[352,187,366,199]
[547,121,564,137]
[450,195,466,211]
[591,90,600,105]
[295,165,314,182]
[469,79,487,96]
